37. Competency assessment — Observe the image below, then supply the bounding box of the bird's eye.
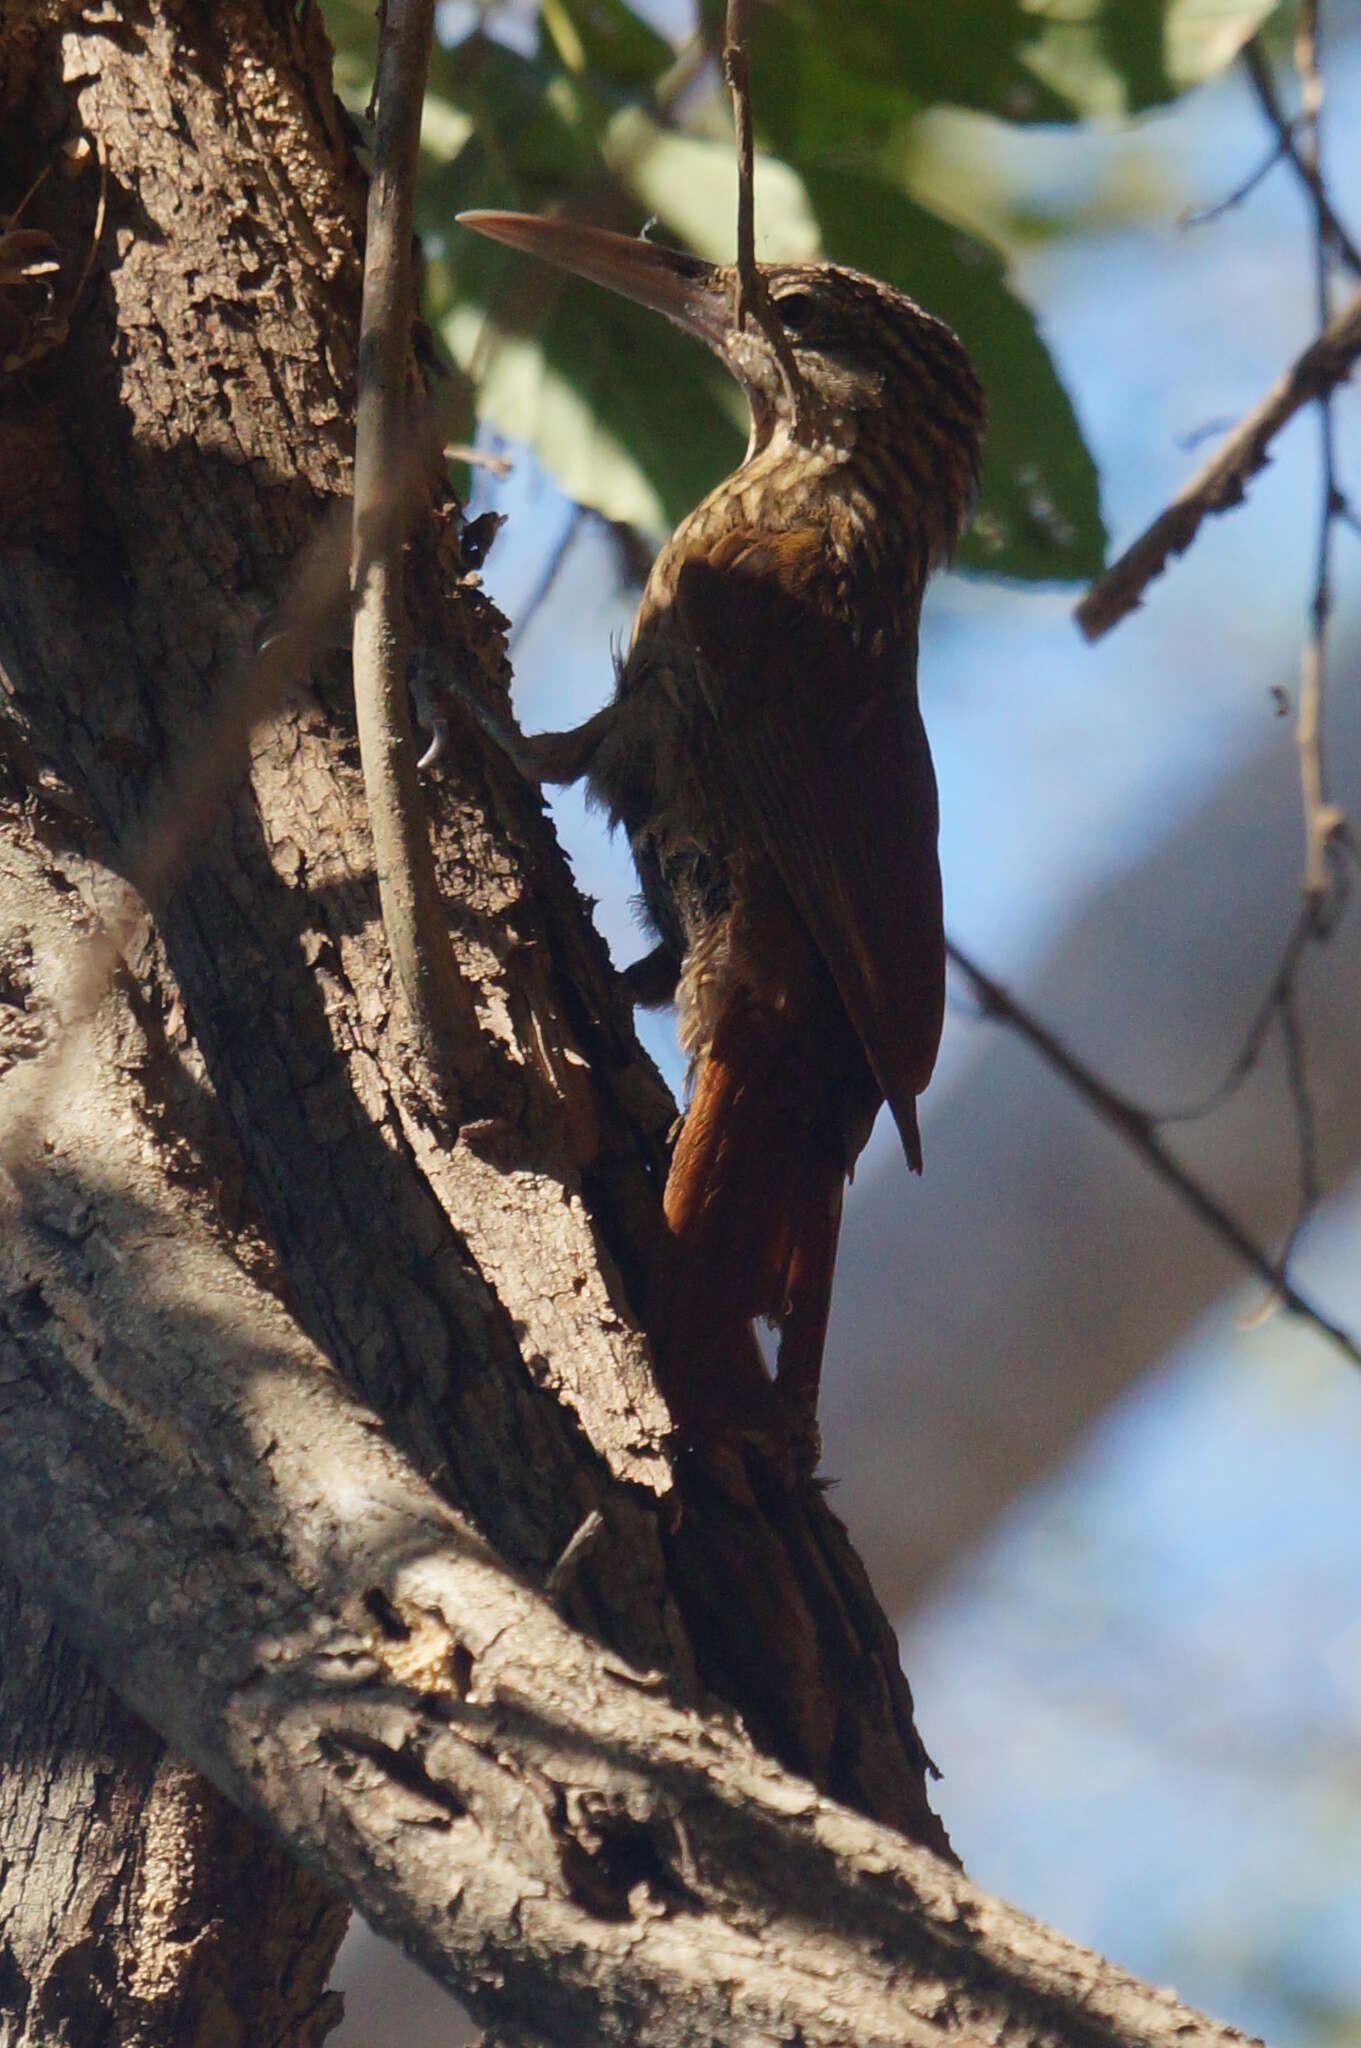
[777,292,816,334]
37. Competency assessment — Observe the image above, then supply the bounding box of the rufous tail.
[657,985,863,1445]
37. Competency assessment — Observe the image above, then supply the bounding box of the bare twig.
[1232,0,1350,1303]
[1075,281,1361,640]
[1179,132,1288,232]
[720,0,804,419]
[1230,927,1328,1333]
[354,0,479,1089]
[1181,34,1361,272]
[67,131,108,314]
[1179,37,1361,281]
[1243,32,1361,278]
[720,0,753,288]
[1157,906,1314,1126]
[1296,533,1346,909]
[945,938,1361,1371]
[1276,972,1320,1258]
[1289,3,1349,915]
[444,440,513,477]
[722,0,758,306]
[1092,23,1355,1321]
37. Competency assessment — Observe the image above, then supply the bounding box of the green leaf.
[698,0,1076,136]
[700,0,1283,129]
[334,2,1102,578]
[423,108,744,532]
[601,110,820,263]
[1020,0,1284,117]
[545,0,675,90]
[437,243,744,532]
[801,168,1105,581]
[320,0,378,108]
[423,35,601,195]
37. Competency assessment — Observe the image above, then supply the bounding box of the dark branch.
[1179,131,1288,233]
[1243,32,1361,278]
[945,939,1361,1371]
[1075,282,1361,640]
[1157,906,1313,1126]
[722,0,757,306]
[1179,34,1361,276]
[720,0,804,419]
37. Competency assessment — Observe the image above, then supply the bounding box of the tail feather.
[658,985,871,1438]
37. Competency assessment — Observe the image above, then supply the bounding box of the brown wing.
[673,531,944,1172]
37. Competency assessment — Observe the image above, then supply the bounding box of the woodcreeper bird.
[458,211,985,1465]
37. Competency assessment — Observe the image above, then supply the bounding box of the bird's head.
[457,212,985,563]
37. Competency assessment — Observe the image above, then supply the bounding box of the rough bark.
[0,0,946,1826]
[0,0,966,2033]
[0,871,1264,2048]
[0,832,351,2047]
[0,2,1279,2042]
[0,1577,347,2048]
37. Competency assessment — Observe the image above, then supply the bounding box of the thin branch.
[1277,972,1320,1260]
[719,0,804,419]
[1075,281,1361,640]
[1181,35,1361,271]
[1231,938,1328,1334]
[444,440,513,477]
[1290,2,1349,915]
[945,938,1361,1371]
[1082,24,1355,1326]
[722,0,757,310]
[1179,131,1289,232]
[1233,0,1350,1304]
[1296,631,1344,903]
[1243,32,1361,278]
[353,0,480,1090]
[1157,907,1317,1128]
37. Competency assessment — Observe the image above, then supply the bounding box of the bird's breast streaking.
[456,209,984,1470]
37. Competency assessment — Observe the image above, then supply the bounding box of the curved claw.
[416,715,449,771]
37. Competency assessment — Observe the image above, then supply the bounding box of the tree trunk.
[0,1002,1262,2048]
[0,1579,346,2048]
[0,0,967,2033]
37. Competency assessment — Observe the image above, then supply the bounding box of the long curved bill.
[456,210,732,356]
